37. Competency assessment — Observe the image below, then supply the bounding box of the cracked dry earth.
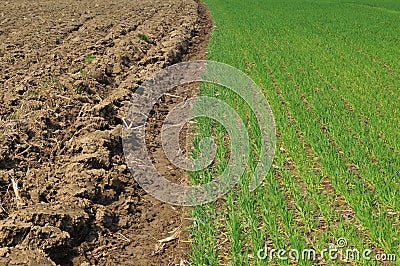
[0,0,210,265]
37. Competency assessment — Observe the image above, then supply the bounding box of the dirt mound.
[0,0,211,264]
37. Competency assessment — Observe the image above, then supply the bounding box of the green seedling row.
[188,0,399,265]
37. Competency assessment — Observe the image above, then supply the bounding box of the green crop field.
[189,0,399,265]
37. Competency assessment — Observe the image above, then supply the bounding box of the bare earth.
[0,0,211,265]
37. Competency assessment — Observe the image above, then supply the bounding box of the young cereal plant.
[79,68,87,77]
[24,90,39,99]
[83,54,96,63]
[137,33,151,43]
[41,77,62,89]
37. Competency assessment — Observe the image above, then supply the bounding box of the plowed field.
[0,0,211,265]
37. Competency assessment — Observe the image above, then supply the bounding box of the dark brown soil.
[0,0,211,265]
